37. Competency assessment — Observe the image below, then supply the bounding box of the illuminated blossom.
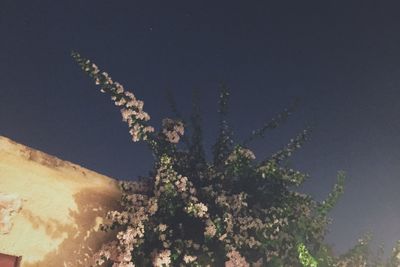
[225,249,249,267]
[204,219,217,238]
[151,249,171,267]
[162,118,184,143]
[183,255,197,263]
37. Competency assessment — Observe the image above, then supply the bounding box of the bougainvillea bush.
[72,52,400,267]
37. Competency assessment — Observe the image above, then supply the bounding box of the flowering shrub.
[72,52,397,266]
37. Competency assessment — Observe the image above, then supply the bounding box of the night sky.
[1,0,400,257]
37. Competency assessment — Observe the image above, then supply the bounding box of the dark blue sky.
[2,0,400,256]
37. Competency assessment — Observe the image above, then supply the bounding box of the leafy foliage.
[298,243,318,267]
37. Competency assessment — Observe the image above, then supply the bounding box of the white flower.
[225,249,249,267]
[195,203,208,218]
[174,176,188,192]
[115,98,127,106]
[162,118,184,143]
[183,255,197,263]
[121,108,134,122]
[204,219,217,238]
[151,249,171,267]
[158,224,168,232]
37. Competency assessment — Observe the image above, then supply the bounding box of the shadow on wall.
[23,187,120,267]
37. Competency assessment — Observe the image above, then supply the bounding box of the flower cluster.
[226,147,256,163]
[204,219,217,238]
[225,249,249,267]
[184,202,209,219]
[151,249,172,267]
[162,118,184,143]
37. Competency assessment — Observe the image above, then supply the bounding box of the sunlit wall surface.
[0,136,121,266]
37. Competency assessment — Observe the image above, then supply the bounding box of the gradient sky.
[1,0,400,257]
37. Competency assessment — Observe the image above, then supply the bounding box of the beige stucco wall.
[0,136,121,266]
